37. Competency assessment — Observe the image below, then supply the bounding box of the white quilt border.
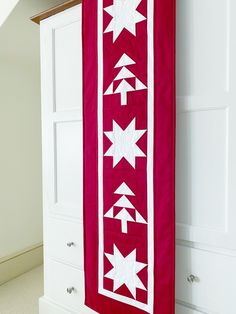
[97,0,154,312]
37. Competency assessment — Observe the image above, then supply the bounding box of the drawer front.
[45,260,90,312]
[176,245,236,314]
[45,218,83,269]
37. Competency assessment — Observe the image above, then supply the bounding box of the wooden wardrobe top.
[31,0,82,24]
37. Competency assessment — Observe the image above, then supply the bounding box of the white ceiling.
[0,0,64,65]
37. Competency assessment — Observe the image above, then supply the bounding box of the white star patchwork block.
[105,245,147,298]
[104,118,146,168]
[104,0,146,42]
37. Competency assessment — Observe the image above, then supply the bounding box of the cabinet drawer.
[45,218,83,269]
[176,245,236,313]
[45,260,86,312]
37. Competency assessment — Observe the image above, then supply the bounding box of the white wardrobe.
[176,1,236,313]
[36,1,236,314]
[38,3,93,314]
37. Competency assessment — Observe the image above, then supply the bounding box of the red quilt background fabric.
[83,0,175,313]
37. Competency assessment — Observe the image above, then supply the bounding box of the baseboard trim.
[176,302,206,314]
[39,296,97,314]
[39,297,76,314]
[0,242,43,285]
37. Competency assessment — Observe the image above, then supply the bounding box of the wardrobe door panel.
[41,6,83,220]
[176,108,227,232]
[53,20,82,112]
[177,0,236,251]
[53,120,83,218]
[176,1,236,313]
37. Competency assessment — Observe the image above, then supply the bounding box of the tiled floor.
[0,265,43,314]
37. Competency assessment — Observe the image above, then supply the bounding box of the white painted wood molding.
[0,242,43,285]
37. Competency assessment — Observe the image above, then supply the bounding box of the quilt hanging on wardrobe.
[83,0,175,313]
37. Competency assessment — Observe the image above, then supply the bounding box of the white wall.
[0,0,64,259]
[0,0,19,27]
[0,59,42,257]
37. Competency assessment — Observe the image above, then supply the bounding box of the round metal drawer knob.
[67,287,75,294]
[187,274,199,283]
[67,242,75,247]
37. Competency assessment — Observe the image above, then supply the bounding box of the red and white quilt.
[83,0,176,313]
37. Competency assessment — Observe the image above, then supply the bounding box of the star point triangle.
[114,195,135,209]
[104,207,114,218]
[115,208,134,221]
[135,78,147,90]
[135,211,147,224]
[115,182,135,196]
[114,67,135,80]
[115,53,136,68]
[104,82,114,95]
[114,80,135,94]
